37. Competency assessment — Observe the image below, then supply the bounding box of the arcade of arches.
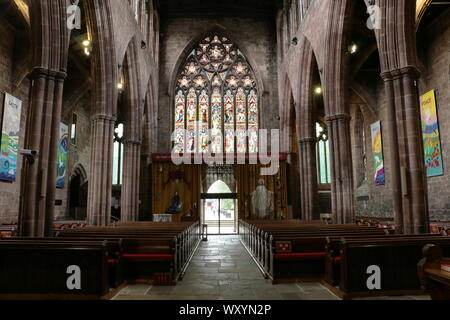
[1,0,450,235]
[1,1,450,243]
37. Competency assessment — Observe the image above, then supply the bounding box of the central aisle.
[113,235,340,300]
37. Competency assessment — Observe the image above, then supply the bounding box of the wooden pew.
[324,234,443,286]
[8,237,124,289]
[56,221,201,283]
[0,224,17,238]
[0,240,113,299]
[336,237,450,299]
[239,220,388,283]
[267,230,387,282]
[418,244,450,300]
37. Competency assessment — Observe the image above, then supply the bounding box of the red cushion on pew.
[332,257,341,264]
[274,252,327,260]
[121,254,173,261]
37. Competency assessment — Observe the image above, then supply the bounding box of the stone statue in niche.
[166,191,183,214]
[251,179,274,220]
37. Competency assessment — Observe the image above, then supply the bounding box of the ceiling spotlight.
[82,40,91,47]
[117,82,124,90]
[349,43,358,54]
[314,86,323,95]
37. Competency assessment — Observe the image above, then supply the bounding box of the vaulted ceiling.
[156,0,280,19]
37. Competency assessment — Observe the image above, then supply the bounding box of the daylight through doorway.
[201,180,238,235]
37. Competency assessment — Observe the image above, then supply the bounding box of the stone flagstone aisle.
[113,235,341,300]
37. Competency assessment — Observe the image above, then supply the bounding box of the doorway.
[68,165,88,221]
[201,180,238,235]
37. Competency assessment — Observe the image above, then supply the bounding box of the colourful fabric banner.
[0,93,22,182]
[56,123,69,188]
[420,89,444,177]
[371,121,385,186]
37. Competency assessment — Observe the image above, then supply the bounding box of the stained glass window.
[316,122,331,185]
[113,123,124,185]
[174,34,259,154]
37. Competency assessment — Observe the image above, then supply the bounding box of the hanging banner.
[371,121,385,186]
[420,89,444,177]
[56,123,69,188]
[0,93,22,182]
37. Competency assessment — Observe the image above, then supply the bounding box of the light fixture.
[349,43,358,54]
[117,82,124,90]
[82,40,91,56]
[314,86,323,95]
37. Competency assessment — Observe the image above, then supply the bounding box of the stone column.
[20,68,67,236]
[298,137,318,220]
[326,113,354,224]
[86,115,115,226]
[121,140,141,221]
[381,67,429,234]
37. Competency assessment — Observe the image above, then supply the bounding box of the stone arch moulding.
[70,163,88,185]
[295,37,319,140]
[279,74,294,153]
[144,73,159,155]
[167,26,266,134]
[350,83,377,119]
[120,35,157,105]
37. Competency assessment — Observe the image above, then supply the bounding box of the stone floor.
[113,235,340,300]
[112,235,430,300]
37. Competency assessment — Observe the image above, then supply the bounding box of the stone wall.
[54,97,92,220]
[349,9,450,222]
[0,17,30,224]
[418,10,450,221]
[351,81,395,219]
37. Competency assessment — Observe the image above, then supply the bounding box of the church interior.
[0,0,450,302]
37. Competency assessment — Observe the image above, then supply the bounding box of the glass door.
[201,194,238,235]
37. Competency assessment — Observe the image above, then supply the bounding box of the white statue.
[251,179,274,220]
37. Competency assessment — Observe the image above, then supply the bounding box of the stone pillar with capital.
[121,139,142,221]
[20,68,67,236]
[86,114,116,226]
[381,67,429,234]
[326,113,354,224]
[298,137,318,220]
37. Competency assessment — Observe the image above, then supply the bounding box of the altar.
[153,214,173,222]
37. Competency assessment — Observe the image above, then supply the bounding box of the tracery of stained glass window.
[174,34,259,154]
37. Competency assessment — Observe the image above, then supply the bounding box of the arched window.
[174,34,259,154]
[112,123,124,185]
[316,121,331,185]
[208,180,232,194]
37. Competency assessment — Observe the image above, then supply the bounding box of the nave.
[112,236,428,301]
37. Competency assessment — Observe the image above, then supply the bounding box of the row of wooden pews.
[0,224,17,238]
[240,220,388,282]
[240,220,450,299]
[418,244,450,300]
[0,221,201,299]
